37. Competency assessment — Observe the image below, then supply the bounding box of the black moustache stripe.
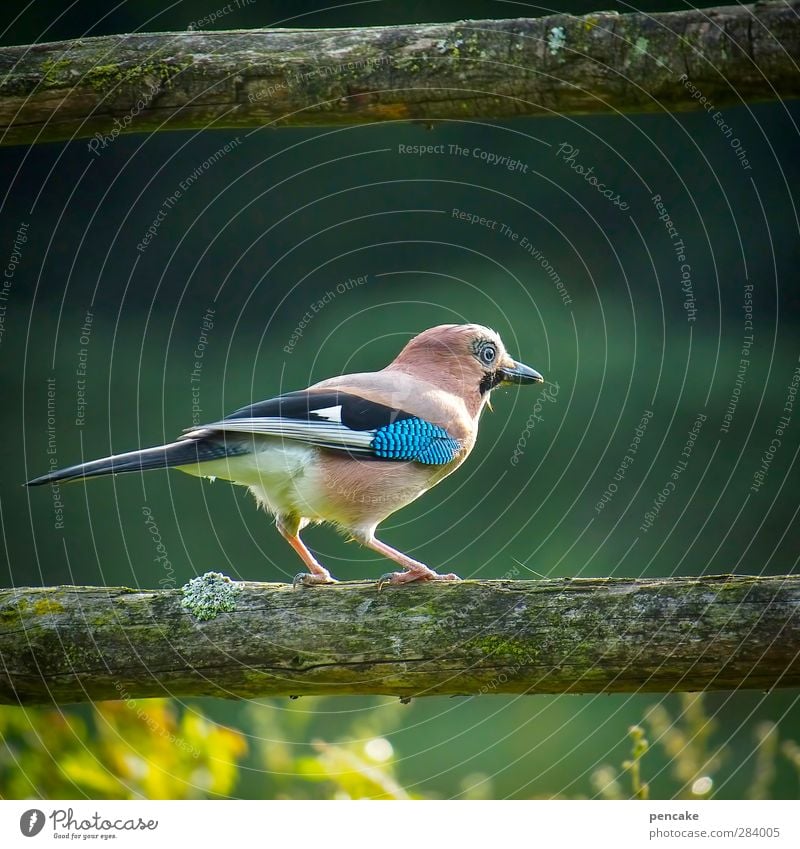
[479,371,503,394]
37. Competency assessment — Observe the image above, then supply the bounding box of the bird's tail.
[25,438,242,486]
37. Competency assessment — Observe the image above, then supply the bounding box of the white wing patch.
[312,405,343,423]
[195,417,375,453]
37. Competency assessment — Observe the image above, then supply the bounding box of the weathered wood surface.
[1,575,798,705]
[1,2,798,146]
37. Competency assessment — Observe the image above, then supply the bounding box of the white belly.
[176,442,330,521]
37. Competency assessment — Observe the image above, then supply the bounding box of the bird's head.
[388,324,543,414]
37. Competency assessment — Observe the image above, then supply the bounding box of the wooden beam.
[1,2,798,146]
[1,575,798,704]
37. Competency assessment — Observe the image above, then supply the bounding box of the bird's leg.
[356,533,461,589]
[276,516,337,587]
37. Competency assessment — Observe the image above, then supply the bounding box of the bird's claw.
[376,569,461,591]
[376,572,399,591]
[435,572,461,582]
[292,571,338,588]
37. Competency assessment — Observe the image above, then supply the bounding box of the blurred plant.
[592,725,649,800]
[3,693,797,800]
[243,696,414,799]
[622,725,650,799]
[781,738,800,783]
[748,721,778,800]
[643,693,722,799]
[299,740,410,799]
[591,695,800,801]
[592,694,721,800]
[0,699,246,799]
[458,772,494,800]
[590,765,625,800]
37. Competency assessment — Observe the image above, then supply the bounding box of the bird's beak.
[498,360,544,385]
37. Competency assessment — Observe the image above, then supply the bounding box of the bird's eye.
[478,343,497,365]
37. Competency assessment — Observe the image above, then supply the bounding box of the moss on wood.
[0,2,797,146]
[0,575,798,704]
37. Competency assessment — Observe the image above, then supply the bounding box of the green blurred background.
[1,0,798,800]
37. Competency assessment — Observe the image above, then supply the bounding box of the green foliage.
[2,693,798,800]
[0,700,246,799]
[0,695,414,800]
[749,722,779,801]
[242,697,414,799]
[592,694,800,801]
[644,693,722,798]
[781,738,800,783]
[622,725,650,799]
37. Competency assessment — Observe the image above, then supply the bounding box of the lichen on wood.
[181,571,242,620]
[0,575,798,705]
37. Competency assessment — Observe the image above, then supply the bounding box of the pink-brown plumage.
[27,323,542,588]
[275,323,543,586]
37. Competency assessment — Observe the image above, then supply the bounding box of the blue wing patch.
[192,391,460,466]
[370,418,460,465]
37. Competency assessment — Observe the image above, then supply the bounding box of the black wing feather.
[225,390,412,431]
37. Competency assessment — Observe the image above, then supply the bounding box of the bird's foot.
[292,570,338,588]
[376,568,461,591]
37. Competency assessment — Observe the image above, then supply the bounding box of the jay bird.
[27,324,543,587]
